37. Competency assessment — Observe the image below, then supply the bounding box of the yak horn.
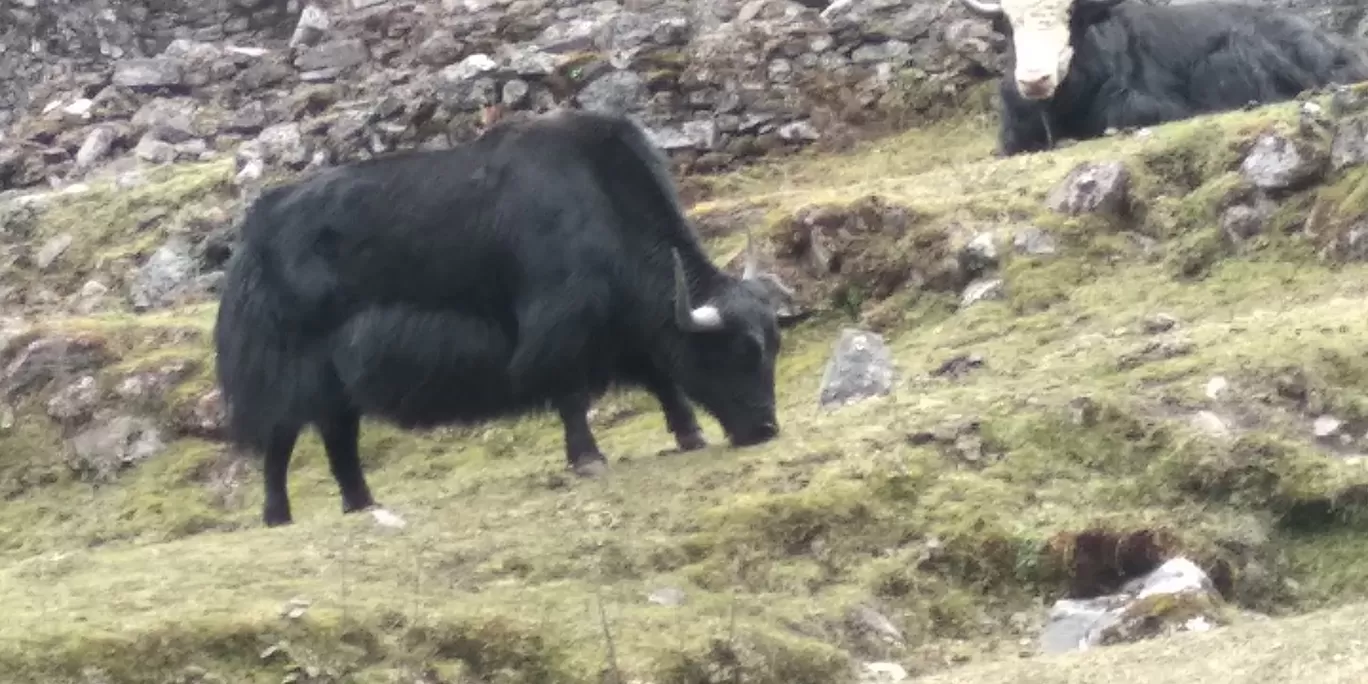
[1080,0,1127,8]
[958,0,1003,17]
[673,249,724,332]
[742,226,760,280]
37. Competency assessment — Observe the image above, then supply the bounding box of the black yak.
[959,0,1368,156]
[213,108,798,527]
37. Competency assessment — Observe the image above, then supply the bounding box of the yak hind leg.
[317,407,377,516]
[554,391,609,478]
[262,423,303,527]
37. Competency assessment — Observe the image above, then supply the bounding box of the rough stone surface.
[1240,132,1326,190]
[129,237,200,311]
[0,0,1012,191]
[1039,557,1224,654]
[1046,161,1131,217]
[818,328,895,408]
[1220,202,1272,243]
[69,414,167,482]
[2,334,113,400]
[960,277,1005,308]
[1331,113,1368,170]
[1012,225,1057,256]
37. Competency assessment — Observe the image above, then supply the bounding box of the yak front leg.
[554,391,608,477]
[641,369,707,454]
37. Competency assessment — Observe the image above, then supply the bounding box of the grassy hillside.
[1,96,1367,683]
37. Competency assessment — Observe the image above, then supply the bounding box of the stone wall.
[0,0,1363,194]
[0,0,1007,192]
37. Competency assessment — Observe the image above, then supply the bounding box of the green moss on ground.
[2,97,1368,682]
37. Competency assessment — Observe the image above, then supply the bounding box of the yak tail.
[213,240,335,455]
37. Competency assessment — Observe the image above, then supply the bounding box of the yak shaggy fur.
[984,0,1368,156]
[213,108,792,527]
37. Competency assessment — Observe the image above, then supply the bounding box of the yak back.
[241,109,705,330]
[1032,2,1368,142]
[215,109,708,448]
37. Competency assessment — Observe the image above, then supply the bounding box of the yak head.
[960,0,1126,101]
[668,228,801,448]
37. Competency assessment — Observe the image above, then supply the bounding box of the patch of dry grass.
[915,601,1368,684]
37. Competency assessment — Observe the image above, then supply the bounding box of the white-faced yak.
[960,0,1368,155]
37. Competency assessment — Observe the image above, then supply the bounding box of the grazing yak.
[213,108,797,527]
[959,0,1368,156]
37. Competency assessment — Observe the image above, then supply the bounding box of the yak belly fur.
[329,306,550,428]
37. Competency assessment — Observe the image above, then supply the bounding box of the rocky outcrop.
[0,0,1011,193]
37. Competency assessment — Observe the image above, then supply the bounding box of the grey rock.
[295,39,369,72]
[69,415,165,482]
[75,126,117,170]
[778,120,820,141]
[1331,114,1368,171]
[1040,596,1121,654]
[1329,86,1368,118]
[858,662,908,684]
[1189,410,1232,441]
[1220,203,1270,243]
[578,70,648,114]
[1141,313,1178,334]
[46,375,101,423]
[1046,161,1131,217]
[2,335,112,401]
[647,587,686,606]
[290,4,332,48]
[818,328,895,409]
[224,101,270,134]
[130,237,199,311]
[1240,132,1325,190]
[1012,225,1057,256]
[187,389,227,438]
[1206,376,1230,400]
[417,32,464,66]
[441,53,498,83]
[959,231,999,276]
[1313,415,1344,439]
[34,233,73,270]
[851,40,911,64]
[246,122,312,169]
[503,48,558,77]
[847,604,904,646]
[1040,557,1221,654]
[960,277,1005,308]
[502,79,530,106]
[115,361,196,403]
[134,135,178,164]
[131,98,199,143]
[112,58,186,89]
[644,118,719,150]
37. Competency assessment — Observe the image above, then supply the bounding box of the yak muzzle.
[1015,70,1058,100]
[728,419,779,447]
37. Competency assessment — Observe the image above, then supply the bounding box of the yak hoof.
[676,431,708,452]
[263,514,293,528]
[659,432,708,456]
[571,458,609,479]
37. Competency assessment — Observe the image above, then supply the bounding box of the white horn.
[673,249,724,332]
[959,0,1003,17]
